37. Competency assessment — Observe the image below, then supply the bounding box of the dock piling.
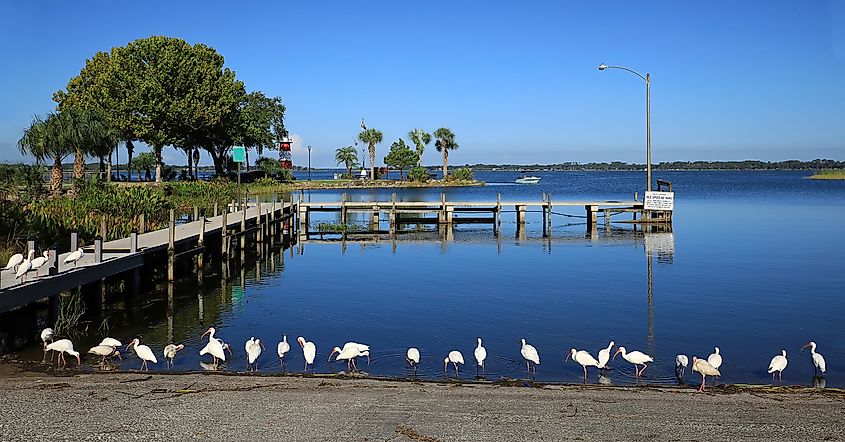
[94,236,103,263]
[48,248,58,276]
[27,239,35,256]
[130,231,138,254]
[70,231,78,252]
[167,208,175,282]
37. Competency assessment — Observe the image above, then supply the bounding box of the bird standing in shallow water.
[406,348,420,374]
[567,348,600,383]
[708,347,723,370]
[768,350,788,382]
[163,344,185,368]
[40,328,54,353]
[126,338,157,371]
[88,345,122,364]
[520,339,540,376]
[277,335,290,371]
[597,340,614,370]
[801,341,826,376]
[245,338,264,371]
[46,339,81,367]
[444,351,464,378]
[199,327,227,365]
[298,337,316,372]
[613,346,654,377]
[691,356,720,392]
[474,338,487,376]
[676,354,689,380]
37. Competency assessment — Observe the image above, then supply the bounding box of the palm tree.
[408,129,431,166]
[88,119,120,181]
[357,128,383,180]
[335,146,358,177]
[18,113,74,194]
[434,127,459,179]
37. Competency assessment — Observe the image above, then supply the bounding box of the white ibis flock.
[34,327,831,391]
[2,247,85,285]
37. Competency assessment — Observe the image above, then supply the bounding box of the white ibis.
[407,347,420,373]
[567,348,600,383]
[801,341,827,376]
[246,338,264,371]
[520,338,540,375]
[768,350,788,382]
[277,335,291,370]
[200,327,227,364]
[88,345,122,364]
[691,356,720,392]
[597,340,615,370]
[676,354,689,378]
[46,339,81,366]
[2,252,23,272]
[29,251,49,277]
[163,344,185,368]
[613,346,654,377]
[297,337,316,371]
[40,328,54,350]
[15,250,34,282]
[329,342,369,372]
[707,347,723,370]
[444,350,464,378]
[99,337,122,348]
[63,247,84,268]
[126,338,157,371]
[474,338,487,375]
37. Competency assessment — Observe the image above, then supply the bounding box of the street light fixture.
[307,145,312,181]
[598,63,652,192]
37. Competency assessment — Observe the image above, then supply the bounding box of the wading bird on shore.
[708,347,723,371]
[474,338,487,375]
[46,339,81,367]
[568,348,600,383]
[407,347,420,373]
[597,340,615,370]
[298,337,316,372]
[29,251,49,278]
[613,346,654,377]
[63,247,84,269]
[40,328,54,351]
[99,337,122,348]
[277,335,290,370]
[800,341,826,376]
[328,342,370,372]
[246,338,265,371]
[676,354,689,379]
[2,251,24,272]
[520,339,540,375]
[200,327,227,365]
[163,344,185,368]
[691,356,720,392]
[768,350,788,382]
[15,250,34,282]
[88,344,122,364]
[444,350,464,378]
[126,338,157,371]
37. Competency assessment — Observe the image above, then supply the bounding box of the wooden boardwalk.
[0,202,296,313]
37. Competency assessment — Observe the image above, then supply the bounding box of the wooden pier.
[0,201,297,313]
[298,192,671,238]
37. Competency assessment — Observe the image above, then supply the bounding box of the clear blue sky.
[1,1,844,167]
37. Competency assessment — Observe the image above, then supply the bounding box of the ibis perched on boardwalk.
[2,252,24,272]
[63,247,84,268]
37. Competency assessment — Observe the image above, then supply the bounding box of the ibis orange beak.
[800,343,810,351]
[612,348,622,360]
[328,348,338,362]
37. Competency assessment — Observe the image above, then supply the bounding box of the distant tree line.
[465,159,845,171]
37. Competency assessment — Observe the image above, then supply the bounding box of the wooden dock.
[0,202,297,313]
[297,192,671,237]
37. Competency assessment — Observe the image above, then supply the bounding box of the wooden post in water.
[541,194,547,237]
[341,193,347,225]
[222,204,229,259]
[546,193,553,235]
[389,192,397,234]
[496,192,502,232]
[439,193,446,224]
[585,204,598,237]
[370,205,380,231]
[604,209,610,229]
[167,208,175,282]
[240,204,247,250]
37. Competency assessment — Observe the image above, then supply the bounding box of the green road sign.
[233,146,246,163]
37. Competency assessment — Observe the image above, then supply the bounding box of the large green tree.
[407,129,431,166]
[18,113,73,194]
[384,138,418,180]
[434,127,459,179]
[335,146,358,177]
[357,128,383,180]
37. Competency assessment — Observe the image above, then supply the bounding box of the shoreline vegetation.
[462,159,845,171]
[809,170,845,180]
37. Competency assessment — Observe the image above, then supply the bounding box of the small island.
[809,170,845,180]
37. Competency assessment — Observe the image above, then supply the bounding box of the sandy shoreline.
[1,362,843,441]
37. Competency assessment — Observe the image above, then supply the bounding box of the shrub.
[408,166,431,183]
[448,167,474,181]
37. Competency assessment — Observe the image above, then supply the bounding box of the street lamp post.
[307,145,312,181]
[598,63,652,192]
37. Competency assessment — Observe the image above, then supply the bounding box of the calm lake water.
[2,170,844,387]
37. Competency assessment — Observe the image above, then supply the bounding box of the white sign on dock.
[644,191,674,211]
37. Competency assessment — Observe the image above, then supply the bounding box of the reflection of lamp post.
[307,145,312,181]
[598,63,652,192]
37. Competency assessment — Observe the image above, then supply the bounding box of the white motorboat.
[515,175,541,184]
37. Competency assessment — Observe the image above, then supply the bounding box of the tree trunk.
[193,148,200,180]
[186,147,193,180]
[126,140,135,182]
[400,168,404,180]
[50,157,63,195]
[107,150,112,182]
[245,148,250,172]
[154,146,163,183]
[442,149,449,179]
[209,149,225,177]
[369,145,376,180]
[73,148,85,180]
